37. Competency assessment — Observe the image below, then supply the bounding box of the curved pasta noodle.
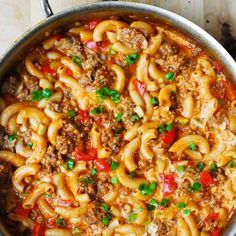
[158,84,176,110]
[148,58,165,82]
[129,79,145,108]
[169,135,210,155]
[111,42,133,54]
[0,151,25,167]
[123,137,140,172]
[114,224,145,236]
[23,182,54,209]
[177,217,191,236]
[93,20,128,42]
[55,204,88,219]
[144,34,163,55]
[15,140,33,158]
[26,132,47,164]
[140,129,157,160]
[12,164,41,192]
[37,196,56,219]
[45,229,72,236]
[47,119,63,146]
[130,21,155,34]
[109,64,125,93]
[69,26,93,41]
[61,57,82,78]
[123,121,141,141]
[115,164,148,189]
[103,183,120,204]
[37,91,63,109]
[181,95,194,118]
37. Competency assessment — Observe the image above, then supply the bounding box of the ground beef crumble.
[116,27,148,52]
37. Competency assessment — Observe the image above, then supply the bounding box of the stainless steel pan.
[0,0,235,235]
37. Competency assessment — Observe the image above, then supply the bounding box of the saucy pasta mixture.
[0,17,236,236]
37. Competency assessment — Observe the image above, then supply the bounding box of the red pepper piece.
[86,19,100,30]
[211,228,221,236]
[94,159,110,172]
[205,213,219,222]
[15,204,31,218]
[160,127,177,145]
[41,65,55,75]
[32,223,46,236]
[78,110,89,123]
[159,173,177,196]
[76,148,97,161]
[199,171,214,187]
[85,40,99,50]
[132,79,146,96]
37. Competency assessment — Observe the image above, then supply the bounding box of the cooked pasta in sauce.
[0,16,236,236]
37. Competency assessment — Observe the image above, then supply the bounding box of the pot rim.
[0,1,235,235]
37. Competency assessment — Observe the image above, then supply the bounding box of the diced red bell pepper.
[65,68,73,76]
[205,213,219,222]
[76,148,97,161]
[46,218,56,229]
[160,127,177,145]
[199,171,214,187]
[187,160,195,167]
[32,223,46,236]
[94,116,103,126]
[211,228,222,236]
[15,204,31,218]
[132,79,146,96]
[222,79,236,101]
[94,159,110,172]
[75,143,85,153]
[86,19,100,30]
[57,199,73,207]
[213,60,223,74]
[54,34,62,42]
[78,110,89,123]
[41,65,55,75]
[159,173,177,196]
[85,40,99,50]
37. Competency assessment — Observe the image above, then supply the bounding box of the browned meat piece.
[48,101,63,113]
[100,112,123,154]
[17,75,40,101]
[1,76,22,96]
[96,172,114,199]
[116,27,148,52]
[81,201,106,235]
[30,208,45,224]
[0,135,17,152]
[116,97,135,129]
[55,36,85,57]
[82,48,104,71]
[40,145,64,174]
[55,121,83,155]
[0,159,12,185]
[156,41,186,73]
[80,65,114,91]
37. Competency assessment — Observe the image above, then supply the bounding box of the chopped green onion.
[115,112,123,122]
[109,47,117,55]
[158,124,165,134]
[90,168,97,176]
[56,216,66,227]
[159,198,169,207]
[128,212,137,222]
[138,182,157,196]
[188,142,197,151]
[227,160,235,168]
[96,87,120,103]
[151,97,158,106]
[72,227,82,235]
[102,216,110,225]
[147,199,158,211]
[67,109,76,119]
[42,88,53,100]
[183,209,191,216]
[110,161,119,170]
[196,162,205,171]
[132,113,140,122]
[27,142,33,148]
[101,202,110,212]
[7,130,19,142]
[91,107,103,115]
[126,53,139,65]
[165,72,175,81]
[177,202,186,209]
[189,182,202,192]
[72,55,82,66]
[177,165,185,173]
[111,176,119,185]
[165,123,173,131]
[44,192,51,199]
[79,177,96,184]
[31,90,44,101]
[129,171,135,178]
[67,159,75,170]
[210,163,217,172]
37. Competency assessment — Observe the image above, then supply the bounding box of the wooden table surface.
[0,0,236,57]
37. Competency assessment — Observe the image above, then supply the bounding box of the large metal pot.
[0,1,235,235]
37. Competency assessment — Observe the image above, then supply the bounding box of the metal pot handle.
[40,0,118,18]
